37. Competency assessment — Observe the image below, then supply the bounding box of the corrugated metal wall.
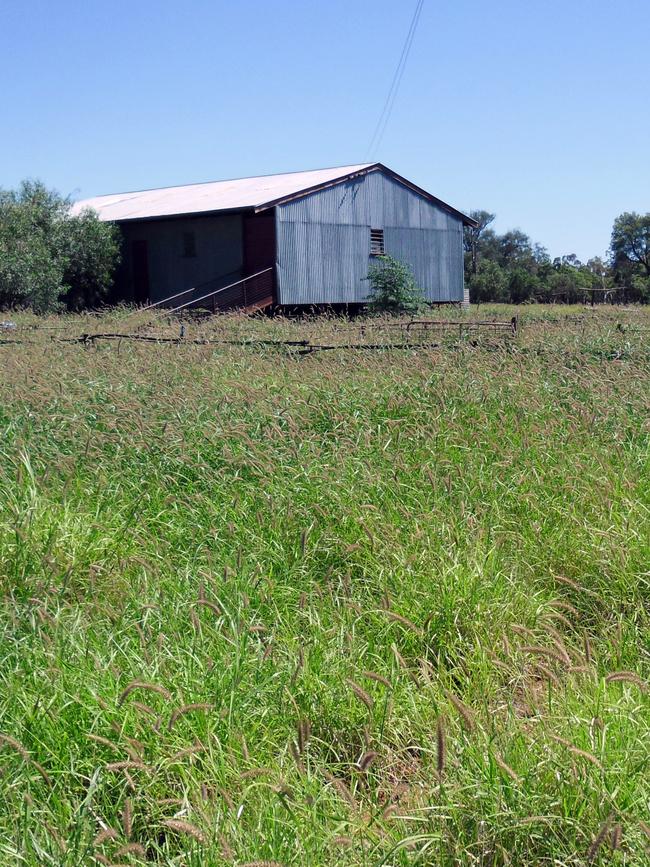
[118,214,244,304]
[275,169,465,305]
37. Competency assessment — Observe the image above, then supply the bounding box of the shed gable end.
[275,169,465,305]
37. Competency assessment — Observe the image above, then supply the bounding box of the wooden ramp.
[137,268,275,316]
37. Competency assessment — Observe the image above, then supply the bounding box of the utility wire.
[365,0,425,160]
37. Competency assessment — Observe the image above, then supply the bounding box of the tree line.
[464,210,650,304]
[0,180,648,311]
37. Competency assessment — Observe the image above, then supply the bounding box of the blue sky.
[2,0,648,261]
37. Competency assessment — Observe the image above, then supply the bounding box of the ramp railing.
[137,267,274,314]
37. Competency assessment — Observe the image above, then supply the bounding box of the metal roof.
[71,163,476,225]
[71,164,373,222]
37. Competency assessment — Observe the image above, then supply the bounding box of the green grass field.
[1,305,649,865]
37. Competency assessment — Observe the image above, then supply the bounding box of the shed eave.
[112,206,257,225]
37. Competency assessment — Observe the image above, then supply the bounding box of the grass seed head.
[297,718,311,754]
[105,761,148,771]
[217,787,235,810]
[543,609,573,629]
[605,671,647,690]
[436,716,446,776]
[0,733,30,760]
[241,862,285,867]
[385,610,421,634]
[346,678,374,712]
[93,828,119,846]
[533,663,560,687]
[241,767,273,781]
[357,750,378,772]
[551,599,581,617]
[554,574,599,598]
[131,701,156,716]
[194,598,221,617]
[587,813,614,863]
[289,739,305,772]
[121,798,132,839]
[494,752,521,783]
[86,733,120,752]
[162,818,207,845]
[168,703,214,730]
[117,681,171,707]
[115,843,146,858]
[447,692,476,733]
[362,670,391,688]
[549,735,602,768]
[521,645,567,664]
[323,770,356,808]
[610,824,622,850]
[169,741,205,762]
[220,834,234,860]
[0,734,51,785]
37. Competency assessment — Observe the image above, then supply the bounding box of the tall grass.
[0,305,648,865]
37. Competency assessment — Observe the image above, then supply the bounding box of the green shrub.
[0,180,120,312]
[366,254,425,315]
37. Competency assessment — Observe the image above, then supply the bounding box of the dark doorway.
[242,213,276,309]
[131,240,150,303]
[243,213,275,279]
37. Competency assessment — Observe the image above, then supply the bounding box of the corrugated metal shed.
[74,163,474,309]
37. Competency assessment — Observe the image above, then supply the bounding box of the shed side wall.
[117,214,244,304]
[275,170,464,305]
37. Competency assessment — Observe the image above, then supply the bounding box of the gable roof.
[71,163,476,226]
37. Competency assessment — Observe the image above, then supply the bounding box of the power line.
[365,0,425,160]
